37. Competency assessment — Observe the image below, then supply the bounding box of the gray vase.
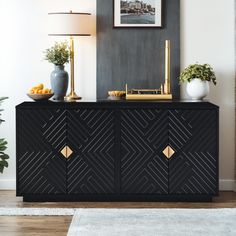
[50,65,69,101]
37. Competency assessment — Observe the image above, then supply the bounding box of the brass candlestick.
[164,40,171,94]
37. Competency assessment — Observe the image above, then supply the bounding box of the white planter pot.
[186,79,209,100]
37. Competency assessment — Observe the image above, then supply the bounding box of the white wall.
[181,0,235,190]
[0,0,96,189]
[0,0,235,190]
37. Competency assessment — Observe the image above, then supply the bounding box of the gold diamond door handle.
[163,146,175,159]
[61,146,73,159]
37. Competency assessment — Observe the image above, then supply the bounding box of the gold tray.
[126,94,172,100]
[125,85,172,100]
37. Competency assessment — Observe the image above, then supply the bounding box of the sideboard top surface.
[16,100,219,110]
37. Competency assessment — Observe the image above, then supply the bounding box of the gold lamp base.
[65,91,82,101]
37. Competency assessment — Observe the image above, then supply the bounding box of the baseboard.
[0,179,16,190]
[0,179,235,191]
[219,179,235,191]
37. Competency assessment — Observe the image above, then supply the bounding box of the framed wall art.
[114,0,162,28]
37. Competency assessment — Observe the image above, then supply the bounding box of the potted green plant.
[44,42,70,101]
[0,97,9,173]
[179,63,217,100]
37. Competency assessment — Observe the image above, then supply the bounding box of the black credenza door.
[168,110,218,194]
[120,109,169,194]
[17,108,116,195]
[66,109,116,194]
[120,109,218,195]
[17,109,67,194]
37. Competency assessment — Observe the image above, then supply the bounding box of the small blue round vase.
[50,65,69,101]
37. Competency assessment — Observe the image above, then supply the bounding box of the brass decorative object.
[125,40,172,100]
[125,85,172,100]
[164,40,171,94]
[61,146,73,159]
[163,146,175,159]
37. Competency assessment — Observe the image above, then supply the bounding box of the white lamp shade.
[48,12,92,36]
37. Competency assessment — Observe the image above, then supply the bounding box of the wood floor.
[0,191,236,236]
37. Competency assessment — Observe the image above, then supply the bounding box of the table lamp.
[48,11,92,101]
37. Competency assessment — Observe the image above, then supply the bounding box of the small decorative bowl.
[108,91,126,100]
[27,93,54,101]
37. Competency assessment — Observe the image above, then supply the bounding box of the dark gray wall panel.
[97,0,180,99]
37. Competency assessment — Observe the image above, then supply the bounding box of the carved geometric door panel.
[120,109,169,194]
[17,109,67,195]
[168,110,218,194]
[66,109,116,194]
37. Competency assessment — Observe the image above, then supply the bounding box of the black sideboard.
[16,100,219,202]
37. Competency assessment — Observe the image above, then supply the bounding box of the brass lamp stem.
[65,36,81,101]
[70,36,75,94]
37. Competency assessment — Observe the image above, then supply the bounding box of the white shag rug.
[67,208,236,236]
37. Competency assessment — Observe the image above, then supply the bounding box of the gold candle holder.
[164,40,171,95]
